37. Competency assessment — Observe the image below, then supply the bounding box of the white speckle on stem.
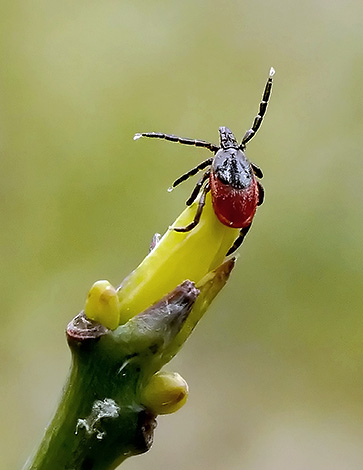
[75,398,120,440]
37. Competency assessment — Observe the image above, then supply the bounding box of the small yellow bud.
[84,280,120,330]
[141,371,189,415]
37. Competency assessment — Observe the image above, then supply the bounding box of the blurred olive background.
[1,1,362,469]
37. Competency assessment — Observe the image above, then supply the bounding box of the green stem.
[24,261,234,470]
[24,333,153,470]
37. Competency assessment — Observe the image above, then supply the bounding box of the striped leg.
[173,183,210,233]
[134,132,218,153]
[170,159,212,190]
[226,224,252,256]
[240,67,275,149]
[186,170,210,206]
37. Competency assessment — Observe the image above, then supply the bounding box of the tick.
[134,67,275,255]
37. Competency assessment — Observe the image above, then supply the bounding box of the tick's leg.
[257,181,264,206]
[170,159,212,190]
[186,170,210,206]
[149,233,161,252]
[134,132,219,153]
[240,67,275,149]
[173,183,210,233]
[226,224,252,256]
[251,162,263,178]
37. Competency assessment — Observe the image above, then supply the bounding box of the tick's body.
[210,141,260,229]
[134,68,274,255]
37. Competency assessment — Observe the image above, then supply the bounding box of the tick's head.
[218,127,239,150]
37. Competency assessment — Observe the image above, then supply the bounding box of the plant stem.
[24,262,234,470]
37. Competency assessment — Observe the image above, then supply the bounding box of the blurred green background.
[1,0,362,469]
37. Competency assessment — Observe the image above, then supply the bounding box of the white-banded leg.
[226,224,252,256]
[173,183,210,233]
[170,159,212,190]
[240,67,275,149]
[134,132,219,152]
[186,170,210,206]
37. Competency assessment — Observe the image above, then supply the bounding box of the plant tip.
[167,186,174,193]
[269,67,275,77]
[133,133,142,141]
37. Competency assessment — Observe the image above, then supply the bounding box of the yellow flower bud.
[117,192,238,323]
[141,371,189,415]
[84,280,120,330]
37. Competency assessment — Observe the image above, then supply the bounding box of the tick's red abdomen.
[209,173,259,228]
